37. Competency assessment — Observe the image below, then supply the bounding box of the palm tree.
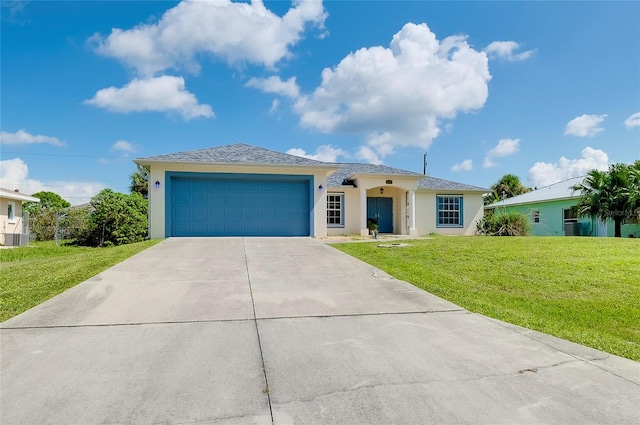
[129,165,149,199]
[485,174,531,205]
[572,162,640,237]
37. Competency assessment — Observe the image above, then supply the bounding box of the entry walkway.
[2,238,638,424]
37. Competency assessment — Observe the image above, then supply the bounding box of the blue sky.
[1,0,639,205]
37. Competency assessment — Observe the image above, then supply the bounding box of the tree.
[484,174,531,205]
[129,165,149,198]
[76,189,148,247]
[572,161,640,237]
[23,191,70,214]
[23,191,71,241]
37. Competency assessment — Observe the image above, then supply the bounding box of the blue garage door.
[170,176,310,237]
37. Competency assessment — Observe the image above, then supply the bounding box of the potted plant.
[367,218,379,238]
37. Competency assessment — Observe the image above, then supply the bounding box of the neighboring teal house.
[485,176,640,237]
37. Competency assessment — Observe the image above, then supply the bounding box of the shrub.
[75,189,148,247]
[28,208,59,241]
[476,211,531,236]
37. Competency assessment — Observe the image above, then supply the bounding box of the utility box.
[564,222,581,236]
[4,233,29,246]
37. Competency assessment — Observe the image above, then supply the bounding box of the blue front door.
[367,197,393,233]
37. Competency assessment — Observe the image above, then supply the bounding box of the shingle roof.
[486,176,585,207]
[327,163,424,186]
[136,143,488,192]
[136,143,333,167]
[417,176,488,192]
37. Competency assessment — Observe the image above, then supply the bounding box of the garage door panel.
[171,176,310,237]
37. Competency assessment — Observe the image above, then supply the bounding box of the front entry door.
[367,197,393,233]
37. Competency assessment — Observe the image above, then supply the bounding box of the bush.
[75,189,148,247]
[25,191,73,241]
[28,208,59,241]
[476,211,531,236]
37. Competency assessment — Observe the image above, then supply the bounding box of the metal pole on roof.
[423,153,428,175]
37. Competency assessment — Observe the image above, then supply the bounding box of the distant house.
[484,177,640,237]
[0,187,39,246]
[134,143,488,238]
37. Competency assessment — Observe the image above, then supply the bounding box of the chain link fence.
[27,207,91,245]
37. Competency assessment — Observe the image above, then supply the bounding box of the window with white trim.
[436,196,463,227]
[327,193,344,227]
[7,201,15,222]
[532,210,540,223]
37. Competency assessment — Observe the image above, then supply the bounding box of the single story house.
[484,176,640,237]
[0,187,39,246]
[134,143,488,238]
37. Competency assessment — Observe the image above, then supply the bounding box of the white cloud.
[0,158,106,206]
[286,145,349,162]
[246,76,300,98]
[85,76,214,120]
[356,146,383,165]
[528,147,609,187]
[488,138,520,157]
[295,23,491,162]
[482,157,496,169]
[269,99,280,115]
[451,159,473,171]
[0,129,65,146]
[564,114,607,137]
[111,140,138,153]
[624,112,640,128]
[484,41,535,62]
[483,138,520,168]
[90,0,327,76]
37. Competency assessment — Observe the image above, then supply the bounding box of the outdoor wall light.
[380,187,384,194]
[155,180,161,189]
[318,184,324,190]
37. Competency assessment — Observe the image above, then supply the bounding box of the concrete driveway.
[1,238,638,424]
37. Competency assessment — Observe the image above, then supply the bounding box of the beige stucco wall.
[415,191,484,235]
[327,187,484,237]
[0,198,24,245]
[146,163,334,238]
[327,176,419,236]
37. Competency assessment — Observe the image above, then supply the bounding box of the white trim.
[0,188,40,203]
[7,201,16,223]
[327,192,345,228]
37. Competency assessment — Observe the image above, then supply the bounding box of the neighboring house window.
[327,193,344,227]
[7,202,15,222]
[532,210,540,223]
[437,196,463,227]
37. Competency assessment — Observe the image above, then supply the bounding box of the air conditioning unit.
[4,233,28,246]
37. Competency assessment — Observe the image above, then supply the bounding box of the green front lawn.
[333,237,640,361]
[0,240,161,322]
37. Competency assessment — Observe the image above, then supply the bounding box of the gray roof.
[486,176,585,207]
[327,163,486,191]
[136,143,333,167]
[417,176,488,192]
[327,163,424,186]
[136,143,488,192]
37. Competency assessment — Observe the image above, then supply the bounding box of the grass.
[333,236,640,361]
[0,239,161,322]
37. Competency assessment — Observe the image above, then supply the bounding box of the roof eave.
[347,172,424,180]
[0,192,40,202]
[485,195,579,208]
[134,158,340,171]
[417,187,488,193]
